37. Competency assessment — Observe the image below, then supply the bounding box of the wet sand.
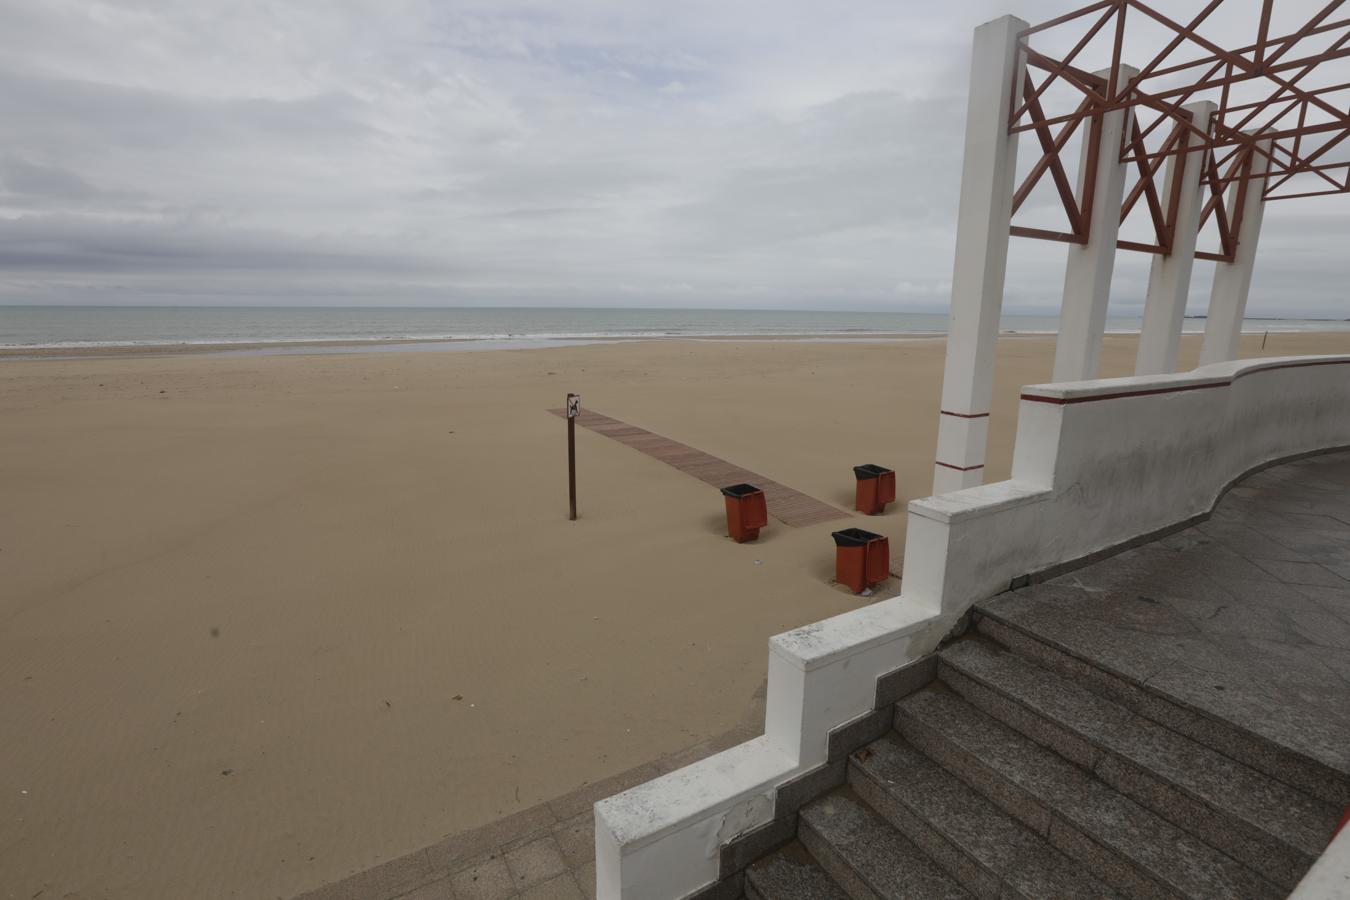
[2,330,1347,900]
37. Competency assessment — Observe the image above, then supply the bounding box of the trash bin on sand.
[853,464,897,515]
[831,527,890,593]
[721,483,768,543]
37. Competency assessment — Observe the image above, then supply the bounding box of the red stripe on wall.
[1021,382,1223,404]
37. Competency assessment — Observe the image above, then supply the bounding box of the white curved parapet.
[595,354,1350,900]
[913,354,1350,619]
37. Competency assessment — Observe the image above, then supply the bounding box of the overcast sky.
[0,0,1346,316]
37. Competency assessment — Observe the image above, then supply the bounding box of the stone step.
[976,594,1350,808]
[745,841,850,900]
[797,787,972,900]
[848,733,1121,900]
[938,637,1339,890]
[895,685,1284,900]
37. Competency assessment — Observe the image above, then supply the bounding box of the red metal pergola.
[1010,0,1350,263]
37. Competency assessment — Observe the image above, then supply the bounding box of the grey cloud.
[663,93,963,252]
[0,0,1345,317]
[0,155,157,215]
[0,215,452,276]
[1,157,105,199]
[0,68,373,153]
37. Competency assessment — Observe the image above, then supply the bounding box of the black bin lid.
[853,464,893,480]
[832,527,884,547]
[720,483,762,498]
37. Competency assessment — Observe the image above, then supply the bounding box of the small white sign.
[567,394,581,418]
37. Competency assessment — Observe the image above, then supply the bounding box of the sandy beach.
[3,330,1348,900]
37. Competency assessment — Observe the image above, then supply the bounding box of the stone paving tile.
[1281,513,1350,534]
[1325,560,1350,583]
[1307,644,1350,687]
[1290,583,1350,611]
[551,811,595,870]
[1194,603,1300,642]
[1264,526,1350,557]
[1159,590,1227,621]
[505,836,569,891]
[1251,557,1350,587]
[1287,609,1350,649]
[1205,573,1325,610]
[1242,637,1350,691]
[519,873,585,900]
[983,595,1170,684]
[1208,529,1314,562]
[574,861,597,900]
[428,804,558,877]
[294,850,438,900]
[450,855,516,900]
[545,762,662,822]
[395,878,455,899]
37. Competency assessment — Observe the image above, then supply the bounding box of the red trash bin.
[853,464,897,515]
[832,528,890,594]
[721,483,768,543]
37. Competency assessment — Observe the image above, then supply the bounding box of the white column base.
[933,464,984,495]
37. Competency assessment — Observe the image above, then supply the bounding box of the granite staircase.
[744,613,1344,900]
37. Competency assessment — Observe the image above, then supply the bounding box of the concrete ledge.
[768,597,937,672]
[907,479,1049,525]
[596,737,793,850]
[1019,354,1350,403]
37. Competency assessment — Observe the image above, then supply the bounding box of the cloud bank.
[0,0,1345,316]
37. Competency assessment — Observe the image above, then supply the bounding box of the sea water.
[2,306,1347,351]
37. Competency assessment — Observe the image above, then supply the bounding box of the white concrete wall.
[931,354,1350,599]
[594,354,1350,900]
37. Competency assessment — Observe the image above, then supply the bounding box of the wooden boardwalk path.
[551,408,850,528]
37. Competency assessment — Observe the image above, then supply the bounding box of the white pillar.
[1200,137,1272,366]
[933,15,1027,495]
[1051,66,1136,383]
[1135,101,1216,375]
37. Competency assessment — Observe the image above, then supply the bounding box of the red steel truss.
[1010,0,1350,262]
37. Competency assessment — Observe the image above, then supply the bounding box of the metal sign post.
[566,393,580,520]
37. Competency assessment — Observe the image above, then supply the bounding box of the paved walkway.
[550,408,851,527]
[979,449,1350,786]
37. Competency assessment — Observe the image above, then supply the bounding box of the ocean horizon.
[4,305,1349,350]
